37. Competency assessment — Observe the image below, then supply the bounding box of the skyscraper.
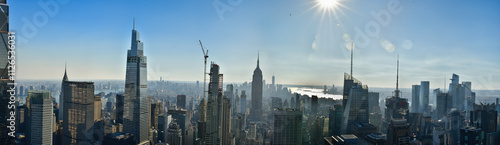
[368,92,379,113]
[386,119,410,145]
[419,81,430,115]
[240,90,247,114]
[273,108,302,145]
[124,20,150,144]
[116,94,125,124]
[59,65,68,122]
[94,96,102,122]
[177,95,186,109]
[62,80,98,145]
[250,53,263,121]
[383,55,409,133]
[411,85,420,113]
[169,109,191,145]
[28,90,53,145]
[342,73,369,134]
[151,101,163,130]
[221,97,232,145]
[311,95,319,114]
[435,90,449,120]
[329,105,343,136]
[166,120,183,145]
[205,63,223,145]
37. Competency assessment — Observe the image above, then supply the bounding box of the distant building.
[368,92,380,114]
[250,53,263,121]
[116,94,125,124]
[435,90,449,120]
[329,105,343,136]
[411,85,420,113]
[240,90,247,114]
[151,101,163,130]
[271,97,283,109]
[177,95,186,109]
[386,119,410,145]
[28,90,53,145]
[94,96,102,122]
[419,81,430,115]
[273,108,302,145]
[311,95,319,114]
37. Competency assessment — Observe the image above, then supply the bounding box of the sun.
[318,0,339,9]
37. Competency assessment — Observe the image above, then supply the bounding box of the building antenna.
[395,54,400,98]
[350,42,354,77]
[133,18,135,30]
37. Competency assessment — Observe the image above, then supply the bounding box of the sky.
[10,0,500,90]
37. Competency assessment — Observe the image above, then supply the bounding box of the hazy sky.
[11,0,500,90]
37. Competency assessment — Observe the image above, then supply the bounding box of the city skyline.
[10,0,500,90]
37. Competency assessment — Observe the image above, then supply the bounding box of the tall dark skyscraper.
[116,94,125,124]
[250,53,263,121]
[123,20,150,144]
[205,63,223,145]
[383,55,409,133]
[177,95,186,109]
[411,85,420,113]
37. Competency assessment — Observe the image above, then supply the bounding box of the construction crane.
[199,40,208,145]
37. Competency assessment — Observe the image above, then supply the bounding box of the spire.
[63,62,68,82]
[257,51,260,68]
[133,18,135,30]
[395,54,400,98]
[350,42,354,77]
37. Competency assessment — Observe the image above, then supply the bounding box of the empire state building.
[250,53,263,121]
[123,20,150,144]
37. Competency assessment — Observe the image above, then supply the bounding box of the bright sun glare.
[318,0,339,9]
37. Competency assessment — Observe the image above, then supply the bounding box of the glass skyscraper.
[124,20,150,144]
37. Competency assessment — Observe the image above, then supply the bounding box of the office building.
[123,20,150,144]
[368,92,379,113]
[411,85,420,113]
[28,90,53,145]
[205,63,223,145]
[273,108,302,145]
[387,119,410,145]
[116,94,125,124]
[342,73,369,134]
[151,101,163,130]
[166,121,183,145]
[240,90,247,114]
[62,80,99,145]
[177,95,186,109]
[419,81,430,115]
